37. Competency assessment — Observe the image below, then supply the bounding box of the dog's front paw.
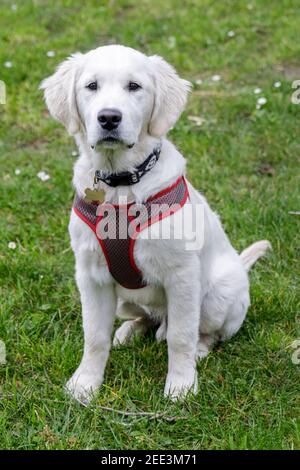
[65,368,102,404]
[164,369,198,401]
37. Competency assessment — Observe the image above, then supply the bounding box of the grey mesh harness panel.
[73,177,188,289]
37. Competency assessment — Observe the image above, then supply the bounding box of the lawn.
[0,0,299,450]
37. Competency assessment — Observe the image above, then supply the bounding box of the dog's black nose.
[97,109,122,130]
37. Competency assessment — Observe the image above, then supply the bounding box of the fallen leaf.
[258,164,275,176]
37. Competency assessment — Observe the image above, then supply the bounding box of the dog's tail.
[240,240,271,272]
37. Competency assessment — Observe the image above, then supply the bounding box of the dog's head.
[40,45,191,150]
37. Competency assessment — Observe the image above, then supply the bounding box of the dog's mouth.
[96,135,123,148]
[95,135,135,149]
[102,136,120,143]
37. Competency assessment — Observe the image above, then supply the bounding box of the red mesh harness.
[73,176,189,289]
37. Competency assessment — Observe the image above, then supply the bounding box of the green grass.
[0,0,300,450]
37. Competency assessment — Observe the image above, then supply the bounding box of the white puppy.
[41,45,270,402]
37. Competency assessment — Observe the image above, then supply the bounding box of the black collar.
[94,144,162,188]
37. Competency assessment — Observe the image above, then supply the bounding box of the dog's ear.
[148,55,191,137]
[40,53,83,135]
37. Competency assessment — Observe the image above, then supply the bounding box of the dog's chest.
[71,176,189,290]
[70,214,174,316]
[69,209,166,290]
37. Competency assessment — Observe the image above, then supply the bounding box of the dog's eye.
[86,82,97,91]
[128,82,141,92]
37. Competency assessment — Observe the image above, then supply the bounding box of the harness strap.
[73,176,189,289]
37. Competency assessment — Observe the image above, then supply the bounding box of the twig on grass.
[77,398,184,422]
[288,211,300,216]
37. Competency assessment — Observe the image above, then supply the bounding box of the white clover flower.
[257,97,267,106]
[11,4,18,11]
[71,150,78,157]
[167,36,176,49]
[188,115,205,126]
[195,79,203,85]
[247,4,253,10]
[256,97,267,109]
[37,171,50,181]
[4,61,13,68]
[227,30,235,38]
[211,74,221,82]
[46,51,56,58]
[274,81,281,88]
[15,168,21,175]
[8,242,16,250]
[254,87,262,94]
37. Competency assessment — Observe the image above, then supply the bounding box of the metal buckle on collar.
[94,170,107,184]
[144,154,157,172]
[130,172,140,184]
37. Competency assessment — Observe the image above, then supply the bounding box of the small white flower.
[4,61,13,68]
[37,171,50,182]
[257,97,267,106]
[167,36,176,49]
[188,115,205,126]
[46,50,56,58]
[247,3,253,10]
[256,97,267,109]
[195,79,203,85]
[274,81,281,88]
[227,30,235,38]
[8,242,16,250]
[71,150,78,157]
[254,87,262,94]
[211,74,221,82]
[11,4,17,11]
[15,168,21,175]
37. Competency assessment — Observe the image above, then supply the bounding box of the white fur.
[41,45,270,402]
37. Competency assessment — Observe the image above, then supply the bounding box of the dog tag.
[84,188,106,203]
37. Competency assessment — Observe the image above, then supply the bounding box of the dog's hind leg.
[116,301,148,320]
[197,333,219,360]
[113,302,155,346]
[113,317,154,346]
[155,315,167,342]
